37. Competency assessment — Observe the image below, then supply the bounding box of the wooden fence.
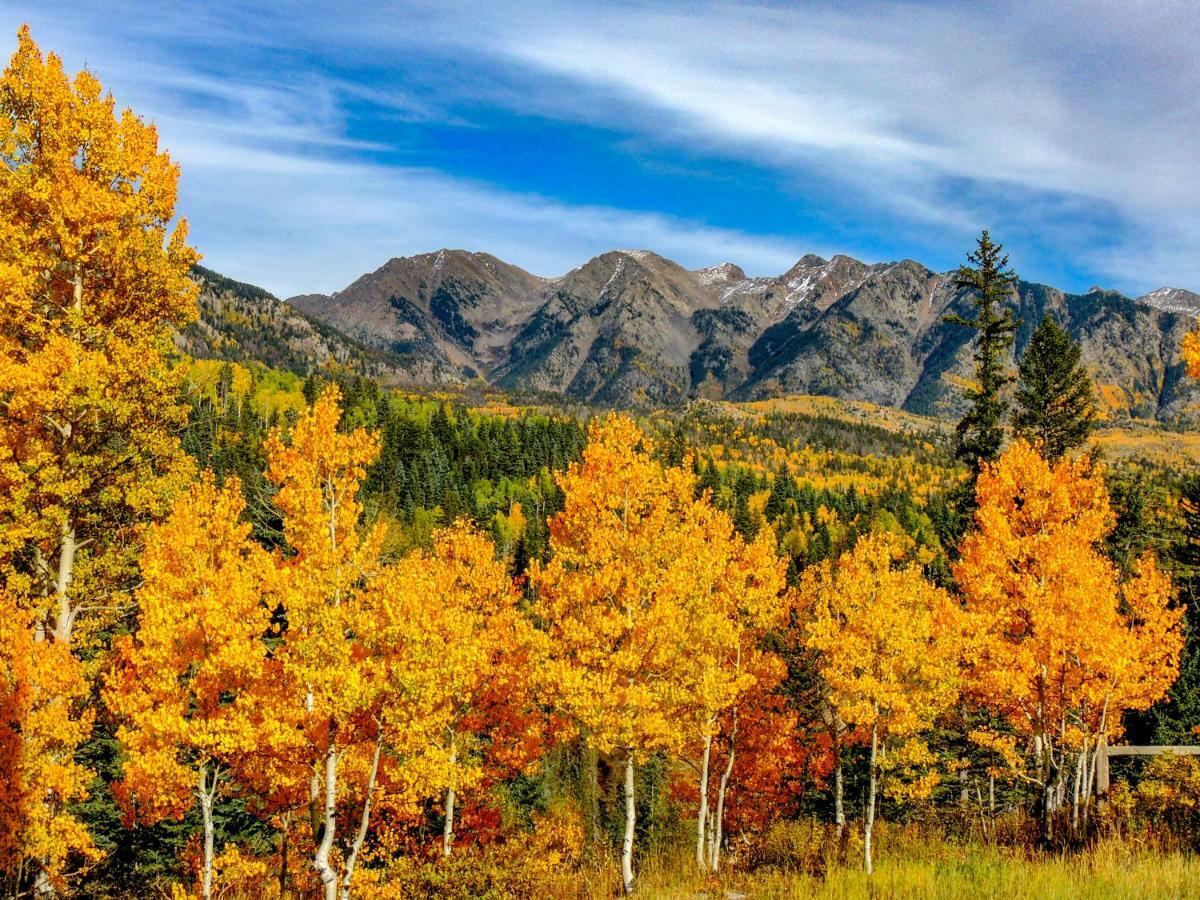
[1096,741,1200,794]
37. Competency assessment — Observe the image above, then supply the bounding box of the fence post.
[1096,736,1109,796]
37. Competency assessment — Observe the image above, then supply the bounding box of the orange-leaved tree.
[955,439,1184,841]
[799,532,963,875]
[264,386,386,900]
[0,590,97,892]
[346,520,540,881]
[105,475,273,900]
[691,524,789,873]
[1183,323,1200,379]
[0,28,197,888]
[531,414,736,895]
[0,25,198,646]
[411,521,545,858]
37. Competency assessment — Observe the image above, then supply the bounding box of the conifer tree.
[1013,314,1096,459]
[946,231,1020,476]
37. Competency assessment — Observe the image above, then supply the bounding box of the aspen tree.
[106,476,272,900]
[800,533,962,874]
[0,26,198,645]
[532,415,732,894]
[265,387,384,900]
[0,29,197,888]
[956,440,1184,842]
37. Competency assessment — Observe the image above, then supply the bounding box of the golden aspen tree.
[0,29,196,890]
[264,386,385,900]
[350,523,526,886]
[800,533,962,875]
[1183,324,1200,379]
[692,525,789,873]
[0,26,198,646]
[104,475,272,900]
[0,591,97,893]
[531,415,731,895]
[955,440,1184,841]
[410,521,543,859]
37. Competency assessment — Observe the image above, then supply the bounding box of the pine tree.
[946,231,1020,476]
[1013,314,1096,459]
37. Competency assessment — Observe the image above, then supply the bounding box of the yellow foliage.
[956,439,1184,791]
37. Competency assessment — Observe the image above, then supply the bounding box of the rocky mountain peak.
[274,248,1200,423]
[1138,286,1200,316]
[695,262,747,285]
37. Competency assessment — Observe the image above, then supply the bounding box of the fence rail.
[1096,743,1200,793]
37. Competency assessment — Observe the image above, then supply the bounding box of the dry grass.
[572,835,1200,899]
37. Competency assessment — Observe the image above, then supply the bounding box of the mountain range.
[183,250,1200,424]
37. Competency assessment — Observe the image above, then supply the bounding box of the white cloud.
[6,0,1200,294]
[183,154,809,296]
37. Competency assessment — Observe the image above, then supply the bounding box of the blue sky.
[7,1,1199,298]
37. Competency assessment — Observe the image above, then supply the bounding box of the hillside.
[176,265,412,379]
[286,249,1200,423]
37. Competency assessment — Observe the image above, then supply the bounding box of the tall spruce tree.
[946,231,1020,476]
[1013,314,1096,459]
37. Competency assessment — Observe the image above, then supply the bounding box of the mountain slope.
[288,250,548,383]
[177,266,407,379]
[270,250,1200,423]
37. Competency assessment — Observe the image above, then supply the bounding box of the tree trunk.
[197,765,217,900]
[52,519,76,644]
[307,690,321,841]
[341,735,382,900]
[864,723,878,876]
[278,813,290,899]
[1080,744,1089,835]
[1037,732,1055,846]
[711,712,738,874]
[834,759,845,835]
[442,733,458,858]
[621,752,636,895]
[33,865,54,897]
[313,725,339,900]
[696,730,712,870]
[582,740,602,846]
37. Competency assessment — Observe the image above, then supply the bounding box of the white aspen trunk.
[1080,744,1089,835]
[313,726,339,900]
[834,759,845,834]
[864,723,878,876]
[711,712,737,874]
[1039,731,1055,844]
[306,690,321,841]
[706,807,718,872]
[621,752,636,895]
[443,734,457,858]
[278,813,290,899]
[33,866,54,897]
[198,765,217,900]
[52,519,76,644]
[696,730,712,871]
[1085,702,1109,826]
[340,736,382,900]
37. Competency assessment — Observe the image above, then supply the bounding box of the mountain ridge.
[211,248,1200,423]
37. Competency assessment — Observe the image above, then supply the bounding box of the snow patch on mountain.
[1137,287,1200,316]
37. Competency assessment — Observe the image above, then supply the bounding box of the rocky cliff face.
[275,249,1200,422]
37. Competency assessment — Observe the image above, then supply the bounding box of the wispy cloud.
[5,1,1199,295]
